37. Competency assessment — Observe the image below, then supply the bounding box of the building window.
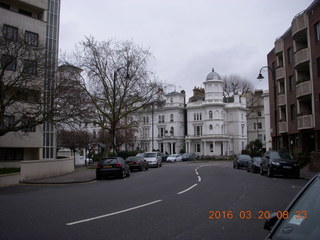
[287,47,293,64]
[25,31,39,47]
[290,104,296,121]
[241,124,245,136]
[194,113,196,121]
[0,115,14,130]
[209,124,213,130]
[258,134,263,142]
[3,24,18,41]
[196,143,201,153]
[170,127,174,136]
[257,122,262,129]
[210,143,214,152]
[257,111,262,117]
[289,75,295,92]
[22,118,36,132]
[23,60,37,75]
[170,114,174,122]
[162,115,165,123]
[194,126,202,136]
[317,57,320,77]
[18,8,32,17]
[1,55,17,71]
[315,22,320,42]
[209,111,213,119]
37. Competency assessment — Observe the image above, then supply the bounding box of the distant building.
[134,69,248,156]
[246,90,270,151]
[0,0,60,164]
[266,0,320,154]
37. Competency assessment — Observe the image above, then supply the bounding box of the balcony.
[276,68,284,80]
[296,80,312,98]
[294,48,309,67]
[278,121,288,133]
[292,11,307,37]
[297,114,313,130]
[277,94,286,106]
[274,38,283,55]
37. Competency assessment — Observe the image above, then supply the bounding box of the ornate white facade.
[134,69,248,156]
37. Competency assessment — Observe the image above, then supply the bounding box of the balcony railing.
[274,38,283,54]
[292,11,307,37]
[296,80,312,98]
[278,121,288,133]
[277,94,286,106]
[276,67,284,80]
[297,114,313,130]
[294,48,309,67]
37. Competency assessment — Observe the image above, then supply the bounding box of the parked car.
[263,173,320,239]
[181,153,197,161]
[125,156,149,171]
[166,154,182,163]
[136,153,144,157]
[143,152,162,167]
[260,150,300,178]
[247,157,262,173]
[161,153,169,162]
[233,154,252,169]
[96,157,130,179]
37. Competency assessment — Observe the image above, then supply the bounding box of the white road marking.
[177,184,198,195]
[198,176,201,182]
[66,200,162,226]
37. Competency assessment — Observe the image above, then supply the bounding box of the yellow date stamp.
[208,210,307,220]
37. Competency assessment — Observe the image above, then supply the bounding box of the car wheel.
[237,164,240,169]
[140,166,143,171]
[120,169,126,179]
[146,165,149,170]
[126,170,130,177]
[260,167,264,175]
[267,166,273,177]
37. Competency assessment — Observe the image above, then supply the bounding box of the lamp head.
[257,73,264,80]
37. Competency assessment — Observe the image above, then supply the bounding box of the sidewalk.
[22,166,96,184]
[21,164,319,185]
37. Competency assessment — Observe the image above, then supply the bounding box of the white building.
[185,69,247,156]
[134,69,248,156]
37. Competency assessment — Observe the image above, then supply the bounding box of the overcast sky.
[59,0,314,98]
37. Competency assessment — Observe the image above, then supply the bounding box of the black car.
[125,156,149,171]
[233,154,252,169]
[260,151,300,178]
[96,157,130,179]
[247,157,262,173]
[263,173,320,239]
[181,153,197,161]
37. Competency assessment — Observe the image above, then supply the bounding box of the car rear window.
[145,153,156,157]
[270,151,294,160]
[100,159,118,165]
[126,157,137,161]
[239,155,251,160]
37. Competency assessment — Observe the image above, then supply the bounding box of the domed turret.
[204,68,223,102]
[206,68,222,81]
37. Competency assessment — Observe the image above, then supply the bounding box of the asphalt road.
[0,161,309,240]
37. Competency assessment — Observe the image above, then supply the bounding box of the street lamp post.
[257,65,278,150]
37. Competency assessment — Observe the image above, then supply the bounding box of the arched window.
[162,115,165,123]
[209,124,213,130]
[158,115,161,123]
[209,111,213,119]
[170,127,174,136]
[170,114,174,122]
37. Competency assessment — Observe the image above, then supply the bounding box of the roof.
[206,68,222,81]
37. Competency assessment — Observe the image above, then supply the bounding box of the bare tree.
[222,74,254,98]
[0,31,46,136]
[0,29,91,136]
[68,37,162,156]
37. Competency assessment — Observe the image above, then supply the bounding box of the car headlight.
[271,161,280,166]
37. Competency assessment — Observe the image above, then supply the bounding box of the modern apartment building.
[0,0,60,164]
[266,0,320,155]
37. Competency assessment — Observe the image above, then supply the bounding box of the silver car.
[144,152,162,168]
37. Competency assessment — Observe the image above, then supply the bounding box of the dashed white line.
[198,176,201,182]
[66,200,162,226]
[177,184,198,195]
